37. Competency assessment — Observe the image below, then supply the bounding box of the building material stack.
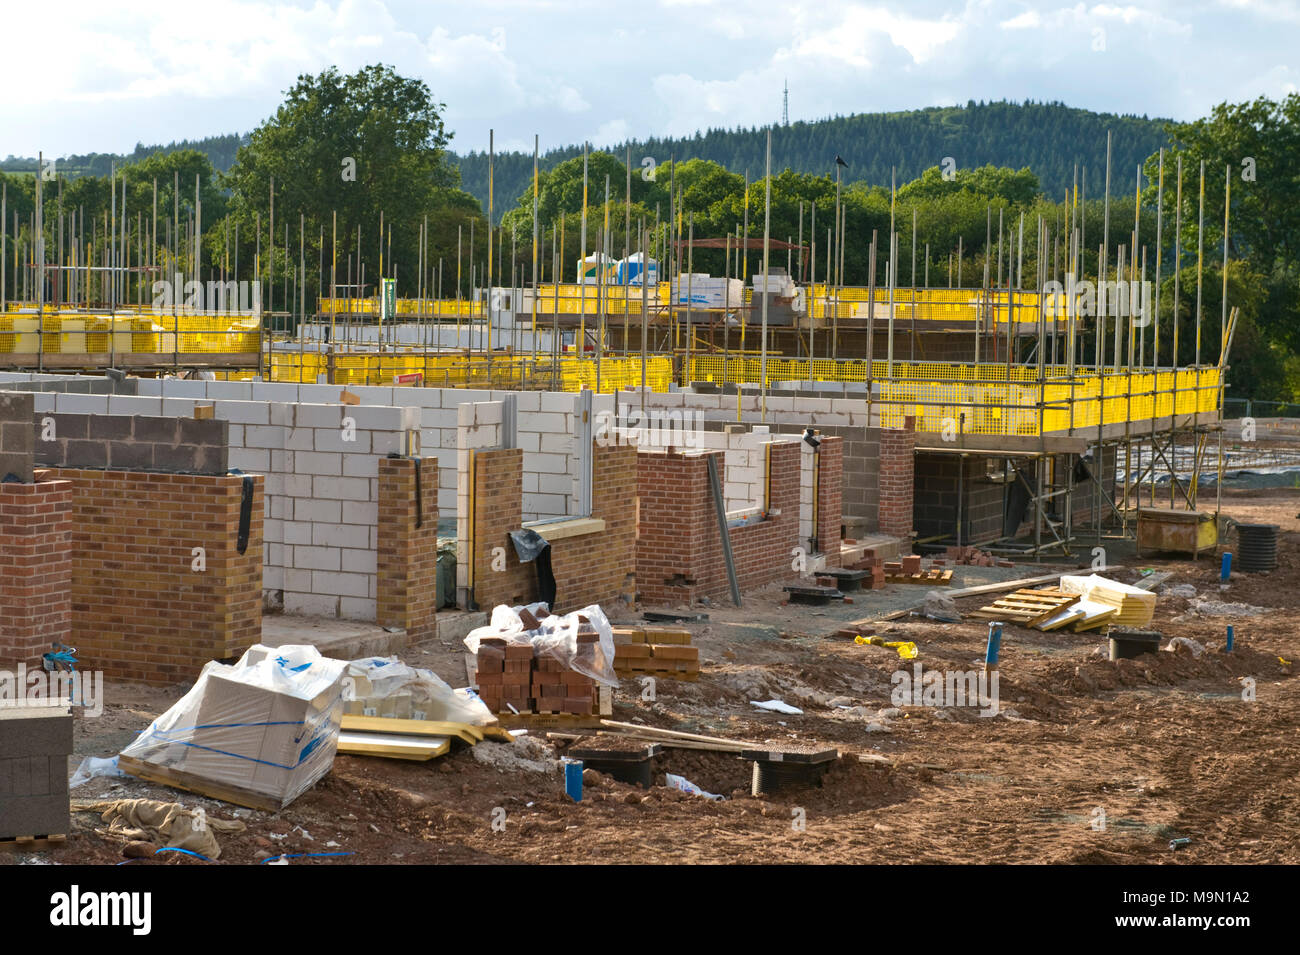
[475,637,598,715]
[612,627,700,681]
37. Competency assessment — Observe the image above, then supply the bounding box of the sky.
[2,0,1298,159]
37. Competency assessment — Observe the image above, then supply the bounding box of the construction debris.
[1059,575,1158,627]
[118,645,347,812]
[73,798,245,860]
[971,588,1080,627]
[945,546,1015,568]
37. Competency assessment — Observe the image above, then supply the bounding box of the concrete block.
[285,592,340,617]
[204,381,253,401]
[295,451,342,475]
[339,597,377,621]
[295,404,344,430]
[283,427,315,451]
[215,400,270,425]
[341,501,378,525]
[315,426,371,453]
[350,386,395,406]
[540,392,576,413]
[518,411,565,433]
[311,570,371,598]
[312,475,371,500]
[342,453,379,478]
[229,448,271,472]
[52,393,110,415]
[370,431,403,455]
[244,425,283,449]
[341,549,378,574]
[530,452,569,474]
[539,431,573,454]
[294,498,342,523]
[283,520,313,545]
[293,545,342,571]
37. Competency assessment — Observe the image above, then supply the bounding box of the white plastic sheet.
[463,602,619,686]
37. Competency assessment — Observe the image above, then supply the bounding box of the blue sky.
[3,0,1298,158]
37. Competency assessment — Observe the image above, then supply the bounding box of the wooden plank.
[0,834,67,853]
[117,755,285,812]
[339,715,484,745]
[337,731,450,761]
[599,719,747,749]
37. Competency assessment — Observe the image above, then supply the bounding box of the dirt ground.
[14,485,1299,866]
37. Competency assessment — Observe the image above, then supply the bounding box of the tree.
[222,63,479,295]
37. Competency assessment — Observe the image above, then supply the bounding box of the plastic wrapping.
[344,657,494,726]
[119,644,347,809]
[463,602,619,686]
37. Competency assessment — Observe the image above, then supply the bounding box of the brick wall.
[377,457,439,642]
[814,435,843,564]
[552,444,637,608]
[469,443,637,612]
[0,478,73,670]
[48,468,264,684]
[878,419,916,540]
[636,441,801,604]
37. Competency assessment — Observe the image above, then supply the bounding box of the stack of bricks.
[843,548,887,589]
[945,546,1014,568]
[474,638,597,715]
[612,627,700,681]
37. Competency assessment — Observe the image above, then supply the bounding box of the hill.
[453,100,1173,221]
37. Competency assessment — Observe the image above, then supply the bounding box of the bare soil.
[17,485,1299,866]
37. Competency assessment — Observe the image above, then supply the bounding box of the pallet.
[494,711,605,731]
[0,834,66,853]
[117,755,286,813]
[968,588,1080,627]
[883,569,954,586]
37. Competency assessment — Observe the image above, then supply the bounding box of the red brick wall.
[49,468,264,684]
[815,435,843,566]
[377,457,439,641]
[878,418,916,540]
[471,443,637,613]
[0,478,73,670]
[636,441,801,604]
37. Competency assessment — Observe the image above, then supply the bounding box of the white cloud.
[0,0,1295,158]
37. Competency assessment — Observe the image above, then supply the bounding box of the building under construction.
[0,138,1237,569]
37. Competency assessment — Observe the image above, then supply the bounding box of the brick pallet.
[474,633,601,716]
[613,626,700,681]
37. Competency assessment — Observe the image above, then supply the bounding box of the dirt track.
[22,485,1299,866]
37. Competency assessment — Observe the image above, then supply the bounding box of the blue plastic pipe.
[564,759,583,802]
[1226,625,1234,653]
[1221,552,1232,582]
[985,622,1003,669]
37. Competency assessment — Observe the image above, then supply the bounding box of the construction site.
[1,131,1296,873]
